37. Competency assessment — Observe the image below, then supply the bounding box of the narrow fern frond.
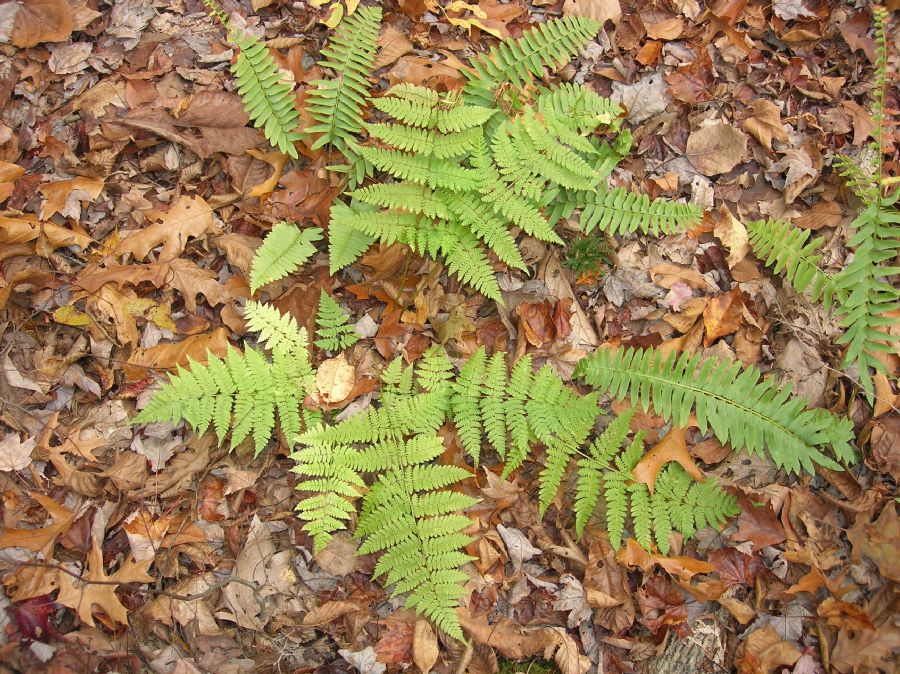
[560,186,703,236]
[746,219,839,308]
[350,184,451,219]
[574,347,856,474]
[463,16,601,109]
[502,355,533,478]
[230,31,303,158]
[244,300,310,360]
[305,6,382,153]
[358,146,480,191]
[537,83,623,132]
[314,290,360,352]
[328,200,376,274]
[250,222,323,293]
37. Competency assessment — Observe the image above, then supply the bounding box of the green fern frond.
[134,304,316,454]
[574,408,634,537]
[553,186,703,236]
[314,290,360,352]
[356,466,476,641]
[327,200,376,274]
[463,16,601,109]
[365,123,482,159]
[830,7,900,399]
[574,347,856,474]
[358,146,480,191]
[230,31,304,158]
[250,222,323,293]
[304,6,382,153]
[537,83,623,132]
[350,184,451,219]
[502,356,533,478]
[747,219,839,308]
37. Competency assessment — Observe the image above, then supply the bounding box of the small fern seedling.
[314,290,360,351]
[250,222,323,293]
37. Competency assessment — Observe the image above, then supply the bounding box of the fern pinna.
[574,347,856,475]
[293,349,474,641]
[574,408,738,553]
[133,302,319,454]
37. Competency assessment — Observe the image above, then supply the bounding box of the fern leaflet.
[314,290,360,352]
[250,222,323,293]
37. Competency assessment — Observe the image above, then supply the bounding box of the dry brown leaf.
[246,148,288,198]
[124,328,231,382]
[713,209,749,268]
[703,289,744,346]
[56,539,153,627]
[735,625,800,674]
[301,600,360,626]
[846,501,900,582]
[664,297,709,333]
[374,24,414,69]
[78,258,231,313]
[113,195,219,261]
[316,353,356,404]
[412,619,439,674]
[632,427,704,494]
[0,492,75,556]
[11,0,74,47]
[686,122,748,176]
[646,17,683,39]
[562,0,621,25]
[0,213,93,251]
[649,262,708,289]
[39,177,104,220]
[742,99,789,152]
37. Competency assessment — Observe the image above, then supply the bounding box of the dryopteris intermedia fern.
[230,30,304,158]
[746,219,839,308]
[293,348,475,641]
[250,222,323,293]
[573,407,738,553]
[133,301,319,454]
[574,347,856,475]
[830,7,900,399]
[314,289,360,351]
[305,6,382,185]
[462,16,600,111]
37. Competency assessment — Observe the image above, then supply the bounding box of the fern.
[250,222,323,293]
[134,301,318,454]
[230,30,304,158]
[549,185,703,236]
[463,16,601,110]
[747,219,839,308]
[314,290,360,352]
[293,348,476,640]
[827,9,900,399]
[574,347,856,475]
[305,6,382,154]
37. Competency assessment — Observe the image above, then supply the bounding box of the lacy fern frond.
[250,222,323,293]
[134,301,316,454]
[574,347,856,474]
[314,290,360,352]
[293,347,476,640]
[463,16,601,110]
[230,31,303,158]
[328,201,376,274]
[304,6,382,153]
[747,219,839,308]
[537,83,623,133]
[356,466,476,641]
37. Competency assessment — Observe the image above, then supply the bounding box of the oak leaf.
[742,99,789,152]
[124,327,231,382]
[56,539,153,627]
[113,195,219,262]
[632,427,704,493]
[0,492,74,556]
[0,213,93,251]
[39,176,104,220]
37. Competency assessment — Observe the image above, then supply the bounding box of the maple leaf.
[55,539,153,627]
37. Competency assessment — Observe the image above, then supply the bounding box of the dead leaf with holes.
[56,539,153,627]
[632,427,705,493]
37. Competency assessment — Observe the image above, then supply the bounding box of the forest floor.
[0,1,898,673]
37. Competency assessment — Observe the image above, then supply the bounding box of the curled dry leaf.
[632,427,704,493]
